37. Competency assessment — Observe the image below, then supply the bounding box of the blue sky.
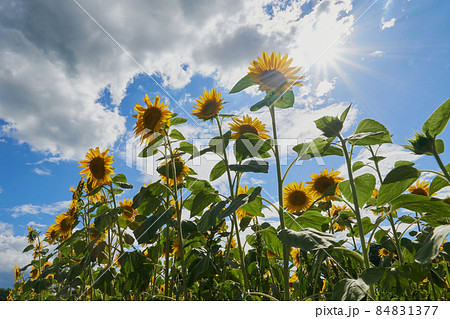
[0,0,449,288]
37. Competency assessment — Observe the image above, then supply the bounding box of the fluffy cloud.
[9,200,71,218]
[381,17,396,30]
[0,0,355,160]
[315,79,336,97]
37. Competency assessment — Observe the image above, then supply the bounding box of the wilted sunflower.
[290,248,301,267]
[283,181,315,214]
[408,180,431,197]
[45,224,58,244]
[306,169,344,201]
[54,212,74,240]
[79,147,115,188]
[236,185,255,220]
[248,51,302,95]
[119,199,137,221]
[229,115,270,140]
[134,94,172,144]
[14,265,21,282]
[30,267,39,281]
[171,238,182,258]
[192,89,224,120]
[159,153,189,186]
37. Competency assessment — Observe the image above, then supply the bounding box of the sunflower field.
[8,51,450,301]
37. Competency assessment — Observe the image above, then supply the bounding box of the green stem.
[432,142,450,183]
[215,116,250,292]
[269,105,290,301]
[338,135,371,270]
[110,184,124,253]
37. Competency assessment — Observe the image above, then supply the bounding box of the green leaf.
[285,211,330,232]
[210,160,227,181]
[352,161,365,172]
[218,187,262,220]
[23,244,34,253]
[314,116,343,138]
[359,268,385,286]
[347,217,375,237]
[429,166,450,195]
[209,131,232,155]
[169,117,188,126]
[262,226,284,258]
[197,201,227,233]
[187,257,210,287]
[219,114,236,118]
[229,74,256,94]
[94,207,123,232]
[349,119,392,145]
[133,208,172,244]
[139,133,164,157]
[119,251,152,293]
[114,181,133,189]
[112,174,127,183]
[415,225,450,265]
[273,90,294,109]
[338,173,376,208]
[234,133,271,161]
[229,159,269,173]
[332,278,368,301]
[394,160,415,168]
[178,141,199,155]
[422,98,450,138]
[340,103,352,123]
[169,128,185,140]
[277,228,338,251]
[390,194,450,217]
[377,165,420,205]
[293,137,343,159]
[190,190,220,217]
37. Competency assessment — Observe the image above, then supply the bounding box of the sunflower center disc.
[239,124,259,136]
[259,70,286,89]
[89,157,106,180]
[60,216,71,232]
[411,188,428,196]
[314,176,335,194]
[289,190,307,206]
[201,101,219,117]
[143,107,162,132]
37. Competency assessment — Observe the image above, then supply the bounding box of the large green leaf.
[415,225,450,265]
[262,226,284,258]
[133,208,172,244]
[273,89,294,109]
[210,160,227,181]
[240,187,264,217]
[190,190,220,217]
[277,228,338,251]
[338,173,376,208]
[169,128,185,140]
[197,201,227,232]
[169,117,188,126]
[178,141,198,155]
[217,187,262,220]
[285,211,330,232]
[138,133,164,157]
[348,119,392,145]
[234,133,271,161]
[429,163,450,195]
[230,74,256,94]
[94,207,123,232]
[378,165,420,205]
[293,137,343,160]
[390,194,450,216]
[332,279,368,301]
[314,116,343,138]
[229,159,269,173]
[422,98,450,138]
[347,217,375,237]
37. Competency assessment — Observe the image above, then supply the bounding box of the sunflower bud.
[404,131,435,155]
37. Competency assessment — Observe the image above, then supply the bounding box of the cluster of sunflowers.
[8,51,450,301]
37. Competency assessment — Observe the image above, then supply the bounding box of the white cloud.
[315,79,336,97]
[33,167,51,176]
[383,0,393,11]
[381,17,396,30]
[9,200,71,218]
[0,0,355,160]
[26,221,48,230]
[369,50,384,58]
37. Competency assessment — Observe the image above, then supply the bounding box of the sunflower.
[330,204,349,218]
[32,243,42,260]
[289,272,298,290]
[89,224,106,242]
[290,248,301,267]
[30,267,39,281]
[54,212,74,240]
[43,262,52,269]
[192,88,224,120]
[229,238,237,249]
[27,226,36,244]
[408,180,431,197]
[119,199,137,221]
[79,147,115,188]
[248,51,302,95]
[283,181,315,214]
[14,265,21,282]
[114,253,122,267]
[133,94,172,144]
[236,185,255,220]
[267,250,279,259]
[159,153,190,186]
[229,115,270,140]
[45,224,59,244]
[67,200,78,218]
[334,224,346,232]
[372,188,379,199]
[171,238,182,258]
[46,273,54,280]
[378,248,390,257]
[306,169,344,201]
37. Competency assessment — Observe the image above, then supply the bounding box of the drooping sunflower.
[159,153,190,186]
[248,51,303,95]
[27,226,36,244]
[133,94,172,144]
[283,181,315,214]
[30,267,39,281]
[54,212,74,240]
[45,224,58,244]
[306,169,344,201]
[119,199,137,221]
[192,89,224,120]
[171,238,181,258]
[236,185,255,220]
[290,248,301,267]
[79,147,115,188]
[67,200,78,218]
[408,180,431,197]
[14,265,21,282]
[229,115,270,140]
